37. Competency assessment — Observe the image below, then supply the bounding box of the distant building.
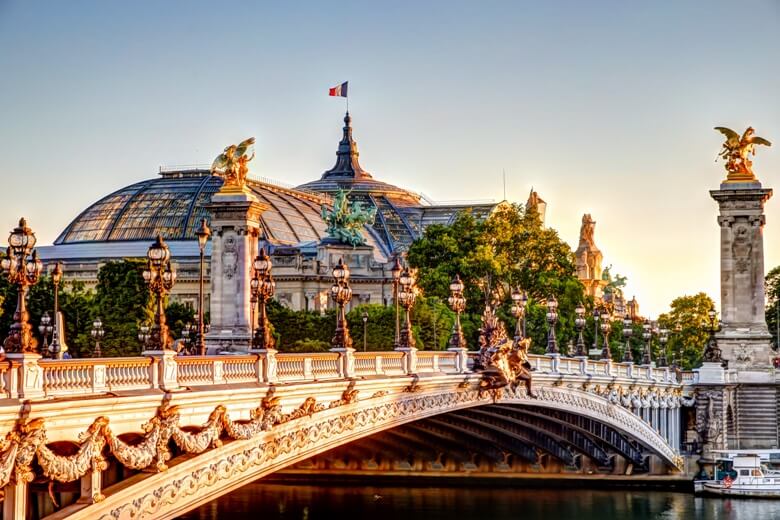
[574,213,639,318]
[39,113,500,314]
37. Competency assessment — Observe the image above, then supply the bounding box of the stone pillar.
[78,467,103,504]
[448,347,469,373]
[205,188,268,352]
[3,480,28,519]
[711,183,773,377]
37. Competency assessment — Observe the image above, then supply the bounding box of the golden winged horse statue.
[715,127,771,182]
[211,137,256,190]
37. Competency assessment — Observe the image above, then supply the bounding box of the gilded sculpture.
[211,137,256,190]
[715,126,772,182]
[321,189,377,247]
[475,304,536,398]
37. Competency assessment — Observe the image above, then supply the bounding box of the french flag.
[329,81,348,98]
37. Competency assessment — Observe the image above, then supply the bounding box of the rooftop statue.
[602,265,626,297]
[211,137,256,190]
[321,189,377,247]
[579,214,596,247]
[715,126,771,182]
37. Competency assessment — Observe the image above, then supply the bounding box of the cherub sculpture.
[715,127,771,181]
[211,137,256,189]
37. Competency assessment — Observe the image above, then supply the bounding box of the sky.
[0,1,778,316]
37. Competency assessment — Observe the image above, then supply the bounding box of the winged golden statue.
[211,137,256,190]
[714,126,771,182]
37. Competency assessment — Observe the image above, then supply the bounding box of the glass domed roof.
[55,170,329,246]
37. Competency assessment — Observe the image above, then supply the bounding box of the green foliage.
[165,301,196,340]
[94,259,153,357]
[287,339,330,353]
[658,292,715,369]
[267,300,335,350]
[407,203,586,350]
[346,304,395,351]
[766,266,780,348]
[266,297,454,352]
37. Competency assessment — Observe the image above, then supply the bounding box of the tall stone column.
[710,182,773,377]
[205,187,267,352]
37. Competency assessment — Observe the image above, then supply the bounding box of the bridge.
[0,348,692,519]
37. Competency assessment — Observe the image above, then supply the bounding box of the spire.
[321,112,372,180]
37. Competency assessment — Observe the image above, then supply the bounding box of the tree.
[407,203,586,350]
[94,260,153,357]
[766,266,780,348]
[657,292,715,369]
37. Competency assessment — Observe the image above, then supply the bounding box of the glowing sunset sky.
[0,1,778,316]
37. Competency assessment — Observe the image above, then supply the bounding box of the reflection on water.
[177,483,780,520]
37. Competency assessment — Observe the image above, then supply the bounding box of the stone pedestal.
[447,347,469,373]
[143,350,180,391]
[695,362,727,384]
[6,352,44,399]
[205,188,268,352]
[330,347,356,378]
[710,182,773,372]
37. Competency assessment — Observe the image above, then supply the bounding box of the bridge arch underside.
[61,387,679,520]
[291,404,654,476]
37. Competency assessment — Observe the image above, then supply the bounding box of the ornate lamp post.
[702,306,723,363]
[397,267,417,349]
[0,218,43,355]
[622,316,634,363]
[657,327,669,367]
[671,322,683,369]
[447,274,467,349]
[91,317,104,358]
[390,257,402,348]
[38,312,53,358]
[180,323,196,355]
[574,302,587,357]
[641,319,653,365]
[330,259,353,349]
[361,310,368,352]
[593,308,601,352]
[510,288,527,341]
[194,219,211,355]
[142,235,176,351]
[251,247,276,351]
[49,262,64,358]
[545,296,559,355]
[600,311,612,360]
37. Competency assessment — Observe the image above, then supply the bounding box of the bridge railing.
[3,348,683,400]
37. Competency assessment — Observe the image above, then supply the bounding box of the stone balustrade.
[0,349,692,401]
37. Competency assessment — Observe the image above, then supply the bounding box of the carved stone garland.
[0,391,337,496]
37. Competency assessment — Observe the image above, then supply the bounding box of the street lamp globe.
[391,256,402,282]
[450,275,464,295]
[195,218,211,252]
[253,247,270,275]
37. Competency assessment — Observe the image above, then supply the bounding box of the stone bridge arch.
[57,383,680,520]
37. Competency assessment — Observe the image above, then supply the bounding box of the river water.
[177,482,780,520]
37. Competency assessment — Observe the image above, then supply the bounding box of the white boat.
[697,454,780,498]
